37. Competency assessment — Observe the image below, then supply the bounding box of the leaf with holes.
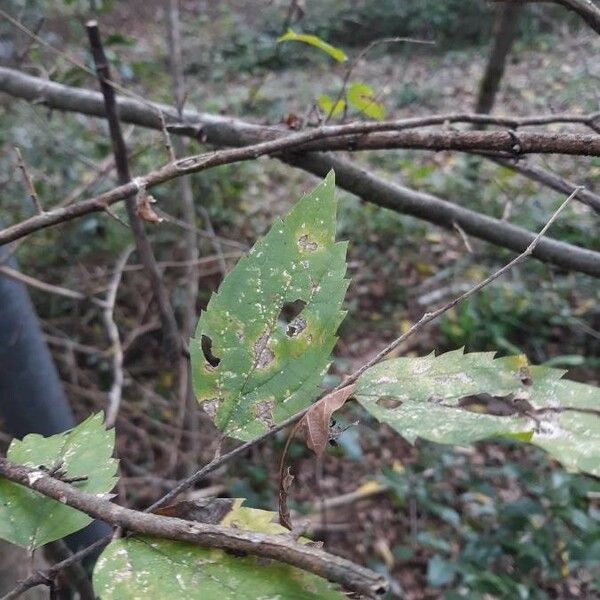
[191,172,348,441]
[354,349,600,476]
[277,29,347,63]
[93,498,345,600]
[0,413,117,550]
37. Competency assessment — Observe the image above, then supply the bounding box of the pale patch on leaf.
[277,29,347,63]
[354,349,600,476]
[0,413,117,550]
[94,498,345,599]
[191,172,348,441]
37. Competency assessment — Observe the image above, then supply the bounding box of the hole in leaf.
[298,234,318,251]
[201,335,221,368]
[376,395,402,409]
[519,366,533,386]
[278,299,307,337]
[458,393,533,417]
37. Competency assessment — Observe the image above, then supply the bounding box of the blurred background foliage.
[0,0,599,597]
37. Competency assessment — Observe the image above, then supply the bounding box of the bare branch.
[1,126,599,275]
[492,0,600,34]
[86,21,183,363]
[341,187,580,386]
[0,458,389,598]
[488,155,600,213]
[1,67,599,276]
[0,265,90,302]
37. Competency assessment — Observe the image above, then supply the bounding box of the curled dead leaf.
[153,498,233,524]
[135,189,163,224]
[277,384,356,531]
[299,384,356,456]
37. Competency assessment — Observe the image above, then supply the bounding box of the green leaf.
[354,349,600,476]
[191,172,348,441]
[317,95,346,117]
[346,82,386,120]
[277,29,347,63]
[427,554,456,587]
[93,499,345,600]
[0,413,117,549]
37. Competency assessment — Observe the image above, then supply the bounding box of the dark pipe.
[0,245,110,555]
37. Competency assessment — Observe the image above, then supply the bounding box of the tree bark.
[476,3,523,113]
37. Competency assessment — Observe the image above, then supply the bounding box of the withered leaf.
[153,498,233,524]
[299,384,356,456]
[135,189,163,224]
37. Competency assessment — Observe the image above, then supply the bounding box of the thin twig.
[326,36,435,122]
[341,187,581,387]
[86,20,183,363]
[14,146,43,214]
[104,245,134,428]
[0,264,94,303]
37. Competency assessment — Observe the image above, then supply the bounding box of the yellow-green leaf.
[317,95,346,117]
[277,29,347,63]
[93,499,345,599]
[0,413,117,550]
[347,82,386,120]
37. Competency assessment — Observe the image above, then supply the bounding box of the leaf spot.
[254,399,275,428]
[298,234,318,251]
[201,398,220,419]
[376,395,402,409]
[253,332,275,369]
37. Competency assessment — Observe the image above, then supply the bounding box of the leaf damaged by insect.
[354,349,600,477]
[94,498,346,599]
[457,393,534,417]
[0,413,117,550]
[191,172,348,442]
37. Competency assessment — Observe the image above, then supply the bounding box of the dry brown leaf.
[135,189,163,224]
[299,383,356,456]
[153,498,233,524]
[277,384,355,530]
